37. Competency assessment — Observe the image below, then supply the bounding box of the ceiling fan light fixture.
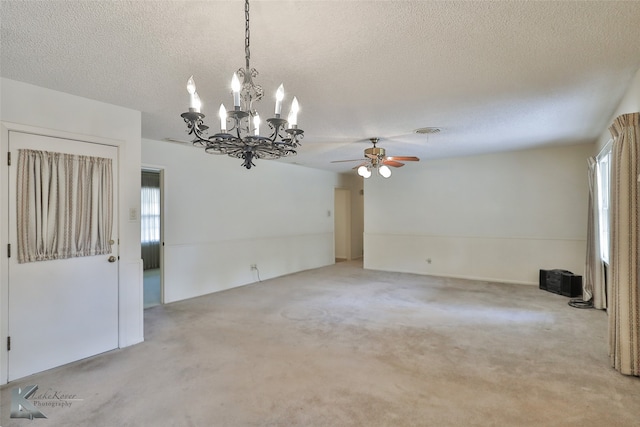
[332,137,419,178]
[358,165,372,178]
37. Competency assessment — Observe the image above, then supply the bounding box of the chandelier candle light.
[180,0,303,169]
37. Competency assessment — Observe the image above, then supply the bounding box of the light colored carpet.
[144,268,161,309]
[1,261,639,426]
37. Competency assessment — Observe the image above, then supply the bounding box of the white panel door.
[7,131,119,381]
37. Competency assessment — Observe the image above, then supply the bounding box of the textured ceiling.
[2,1,640,173]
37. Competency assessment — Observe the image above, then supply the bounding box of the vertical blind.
[16,149,113,263]
[141,171,160,270]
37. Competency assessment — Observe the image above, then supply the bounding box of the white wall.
[596,67,640,152]
[142,139,339,303]
[0,78,143,383]
[364,143,593,284]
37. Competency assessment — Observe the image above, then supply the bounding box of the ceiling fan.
[331,138,420,178]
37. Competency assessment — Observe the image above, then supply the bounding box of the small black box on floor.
[539,269,582,297]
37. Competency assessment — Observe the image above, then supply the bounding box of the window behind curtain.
[141,170,160,269]
[597,150,611,264]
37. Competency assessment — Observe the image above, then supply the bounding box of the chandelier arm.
[227,121,238,134]
[266,118,288,143]
[235,118,243,140]
[181,113,211,146]
[192,127,208,142]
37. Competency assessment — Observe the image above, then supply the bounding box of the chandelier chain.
[245,0,250,69]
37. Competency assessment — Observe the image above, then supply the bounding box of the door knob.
[108,256,117,263]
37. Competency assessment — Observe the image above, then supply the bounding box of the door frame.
[0,121,126,384]
[141,165,165,306]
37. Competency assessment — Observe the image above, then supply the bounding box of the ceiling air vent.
[414,127,441,135]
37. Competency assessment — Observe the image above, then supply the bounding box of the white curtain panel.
[608,112,640,376]
[17,149,113,263]
[584,157,607,309]
[141,170,161,270]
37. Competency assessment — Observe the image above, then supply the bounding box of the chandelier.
[180,0,303,169]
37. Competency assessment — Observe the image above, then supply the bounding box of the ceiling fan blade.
[365,153,378,160]
[386,156,420,162]
[352,162,370,170]
[330,158,366,163]
[383,160,405,168]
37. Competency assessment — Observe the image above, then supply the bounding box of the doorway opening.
[334,188,351,262]
[141,169,163,308]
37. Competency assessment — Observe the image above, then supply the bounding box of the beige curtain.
[584,157,607,309]
[17,149,113,263]
[608,112,640,376]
